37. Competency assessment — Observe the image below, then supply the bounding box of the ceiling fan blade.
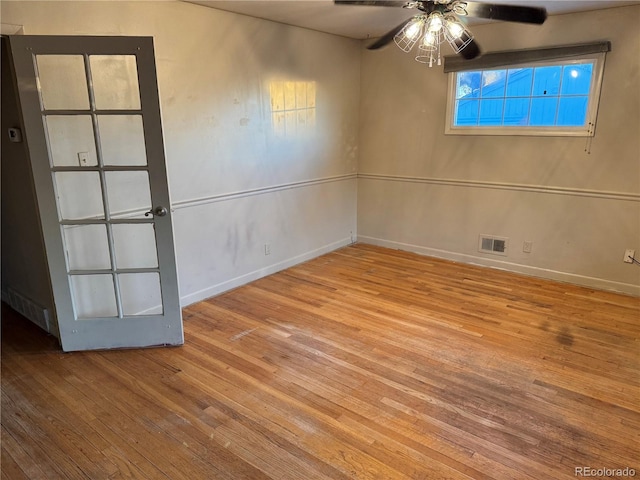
[460,38,481,60]
[463,2,547,24]
[367,18,413,49]
[334,1,406,6]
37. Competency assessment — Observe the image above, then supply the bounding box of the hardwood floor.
[2,244,639,479]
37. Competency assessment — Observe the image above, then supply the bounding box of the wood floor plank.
[1,425,48,480]
[2,244,639,479]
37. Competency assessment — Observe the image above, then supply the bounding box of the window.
[445,53,606,136]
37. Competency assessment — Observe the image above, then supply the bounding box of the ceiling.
[185,0,637,40]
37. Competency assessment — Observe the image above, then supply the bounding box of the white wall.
[1,1,360,306]
[357,5,640,295]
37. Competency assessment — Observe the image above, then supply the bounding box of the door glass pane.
[104,171,151,219]
[62,225,111,270]
[44,115,97,167]
[90,55,141,110]
[112,224,158,269]
[98,115,147,166]
[54,172,104,220]
[36,55,89,110]
[70,274,118,318]
[119,273,163,316]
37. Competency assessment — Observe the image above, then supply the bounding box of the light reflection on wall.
[269,81,316,137]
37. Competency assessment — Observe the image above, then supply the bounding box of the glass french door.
[8,35,183,351]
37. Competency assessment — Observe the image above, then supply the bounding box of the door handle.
[144,206,168,217]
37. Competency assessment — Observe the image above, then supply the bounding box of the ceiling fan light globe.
[446,20,464,39]
[393,17,424,52]
[427,13,444,32]
[422,31,438,47]
[406,21,422,39]
[443,15,473,53]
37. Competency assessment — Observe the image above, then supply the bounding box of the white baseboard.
[358,235,640,297]
[180,237,354,307]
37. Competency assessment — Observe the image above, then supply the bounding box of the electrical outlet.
[264,244,270,256]
[623,249,635,264]
[523,241,533,253]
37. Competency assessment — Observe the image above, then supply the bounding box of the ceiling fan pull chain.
[584,121,594,154]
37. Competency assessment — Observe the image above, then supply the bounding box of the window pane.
[561,64,593,95]
[557,96,589,126]
[529,97,558,126]
[44,115,97,167]
[455,99,479,125]
[90,55,141,110]
[98,115,147,166]
[457,71,481,99]
[481,70,506,98]
[506,68,533,97]
[503,98,530,126]
[54,172,104,221]
[70,274,118,318]
[479,99,504,126]
[119,273,163,316]
[36,55,89,110]
[112,224,158,269]
[62,224,111,271]
[532,66,561,96]
[104,171,152,219]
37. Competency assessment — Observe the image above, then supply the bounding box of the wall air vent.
[479,235,508,256]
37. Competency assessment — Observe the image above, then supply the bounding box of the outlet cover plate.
[624,249,635,263]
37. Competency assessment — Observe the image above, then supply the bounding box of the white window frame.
[445,52,607,137]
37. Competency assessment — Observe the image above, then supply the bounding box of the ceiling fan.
[335,0,547,66]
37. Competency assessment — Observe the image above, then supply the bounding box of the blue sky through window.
[454,61,594,128]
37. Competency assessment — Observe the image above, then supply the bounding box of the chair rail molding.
[357,173,640,202]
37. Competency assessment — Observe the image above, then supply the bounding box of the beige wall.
[1,1,360,305]
[2,1,638,301]
[357,5,640,294]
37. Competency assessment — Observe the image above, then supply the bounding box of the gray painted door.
[8,35,183,351]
